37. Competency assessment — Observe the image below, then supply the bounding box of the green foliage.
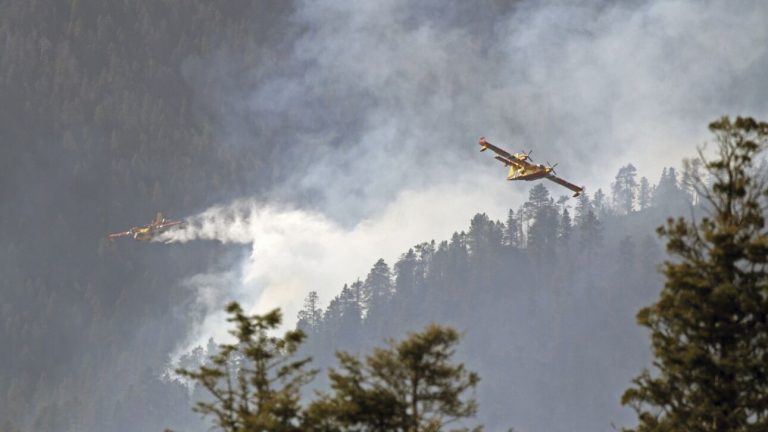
[622,117,768,431]
[175,303,481,432]
[175,303,315,432]
[306,325,482,432]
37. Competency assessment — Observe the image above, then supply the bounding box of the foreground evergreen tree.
[622,117,768,431]
[306,325,481,432]
[175,303,315,432]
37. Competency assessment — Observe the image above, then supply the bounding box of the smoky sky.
[163,0,768,357]
[193,0,768,224]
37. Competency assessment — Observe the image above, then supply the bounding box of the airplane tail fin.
[154,212,163,225]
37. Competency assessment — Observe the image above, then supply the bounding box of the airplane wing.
[494,155,526,168]
[546,175,584,197]
[157,220,184,230]
[108,230,132,240]
[479,137,532,168]
[478,137,515,159]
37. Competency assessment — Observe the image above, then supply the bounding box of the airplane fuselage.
[506,165,552,181]
[132,226,155,241]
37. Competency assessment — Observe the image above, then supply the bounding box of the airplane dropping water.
[107,212,185,241]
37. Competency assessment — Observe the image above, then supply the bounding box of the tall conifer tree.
[175,304,314,432]
[612,164,638,214]
[504,209,520,248]
[622,117,768,431]
[297,291,322,332]
[638,177,652,210]
[305,325,481,432]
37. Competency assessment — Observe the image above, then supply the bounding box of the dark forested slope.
[287,176,692,432]
[0,1,709,431]
[0,2,293,431]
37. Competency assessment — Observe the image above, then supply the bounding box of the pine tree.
[414,241,436,264]
[652,167,688,210]
[638,177,652,210]
[339,284,363,344]
[322,289,347,343]
[364,260,393,303]
[622,117,768,431]
[527,201,559,260]
[523,183,551,221]
[516,203,527,246]
[558,208,573,246]
[413,241,435,294]
[593,188,608,217]
[578,210,602,254]
[324,287,346,325]
[682,157,704,205]
[297,291,323,333]
[305,325,481,432]
[363,259,393,322]
[612,164,638,214]
[504,209,520,248]
[467,213,503,258]
[394,249,419,297]
[574,191,592,226]
[175,303,315,432]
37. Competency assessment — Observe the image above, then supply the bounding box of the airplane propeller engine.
[547,161,558,175]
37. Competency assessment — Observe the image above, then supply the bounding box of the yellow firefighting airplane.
[108,212,184,241]
[478,137,584,197]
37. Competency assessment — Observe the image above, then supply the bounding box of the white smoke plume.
[173,0,768,352]
[159,2,768,431]
[164,175,514,353]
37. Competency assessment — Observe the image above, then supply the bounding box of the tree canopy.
[622,117,768,431]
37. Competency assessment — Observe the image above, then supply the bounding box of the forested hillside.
[2,1,753,431]
[283,171,696,432]
[0,2,293,431]
[164,163,698,431]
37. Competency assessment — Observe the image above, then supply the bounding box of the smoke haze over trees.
[2,0,768,431]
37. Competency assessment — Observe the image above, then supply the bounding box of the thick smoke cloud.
[164,177,512,354]
[176,0,768,350]
[252,0,768,211]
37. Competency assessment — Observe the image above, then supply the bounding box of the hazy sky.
[169,0,768,353]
